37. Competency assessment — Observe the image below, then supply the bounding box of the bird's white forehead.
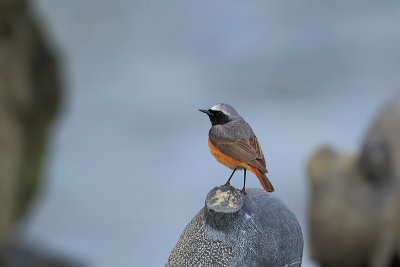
[211,104,229,115]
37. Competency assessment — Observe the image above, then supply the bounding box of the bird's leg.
[241,169,247,194]
[225,169,236,186]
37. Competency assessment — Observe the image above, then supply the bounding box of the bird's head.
[199,103,240,126]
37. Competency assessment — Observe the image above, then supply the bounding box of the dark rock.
[0,0,61,243]
[167,185,303,267]
[0,241,83,267]
[307,95,400,267]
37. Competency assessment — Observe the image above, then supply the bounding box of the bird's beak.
[199,109,211,115]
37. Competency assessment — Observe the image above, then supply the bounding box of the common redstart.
[199,103,274,192]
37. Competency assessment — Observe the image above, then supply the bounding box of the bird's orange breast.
[208,137,250,170]
[208,137,273,192]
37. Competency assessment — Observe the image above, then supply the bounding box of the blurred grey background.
[14,0,400,266]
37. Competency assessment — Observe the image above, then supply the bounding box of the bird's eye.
[216,111,223,117]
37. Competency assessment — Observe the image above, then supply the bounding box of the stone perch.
[166,185,303,267]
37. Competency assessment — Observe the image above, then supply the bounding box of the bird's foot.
[241,188,247,195]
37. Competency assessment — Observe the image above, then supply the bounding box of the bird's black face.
[199,109,231,126]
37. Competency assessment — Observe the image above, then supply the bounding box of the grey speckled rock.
[167,185,303,267]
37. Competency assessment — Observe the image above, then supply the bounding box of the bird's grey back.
[209,118,255,140]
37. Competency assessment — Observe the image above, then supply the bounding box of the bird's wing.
[210,134,268,173]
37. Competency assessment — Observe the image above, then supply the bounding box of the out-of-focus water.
[25,1,400,266]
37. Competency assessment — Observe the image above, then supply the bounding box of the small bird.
[199,103,274,192]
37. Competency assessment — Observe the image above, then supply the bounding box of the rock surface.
[167,185,303,267]
[0,1,81,266]
[307,95,400,267]
[0,0,61,242]
[0,242,83,267]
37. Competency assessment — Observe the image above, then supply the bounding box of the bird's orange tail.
[250,166,274,192]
